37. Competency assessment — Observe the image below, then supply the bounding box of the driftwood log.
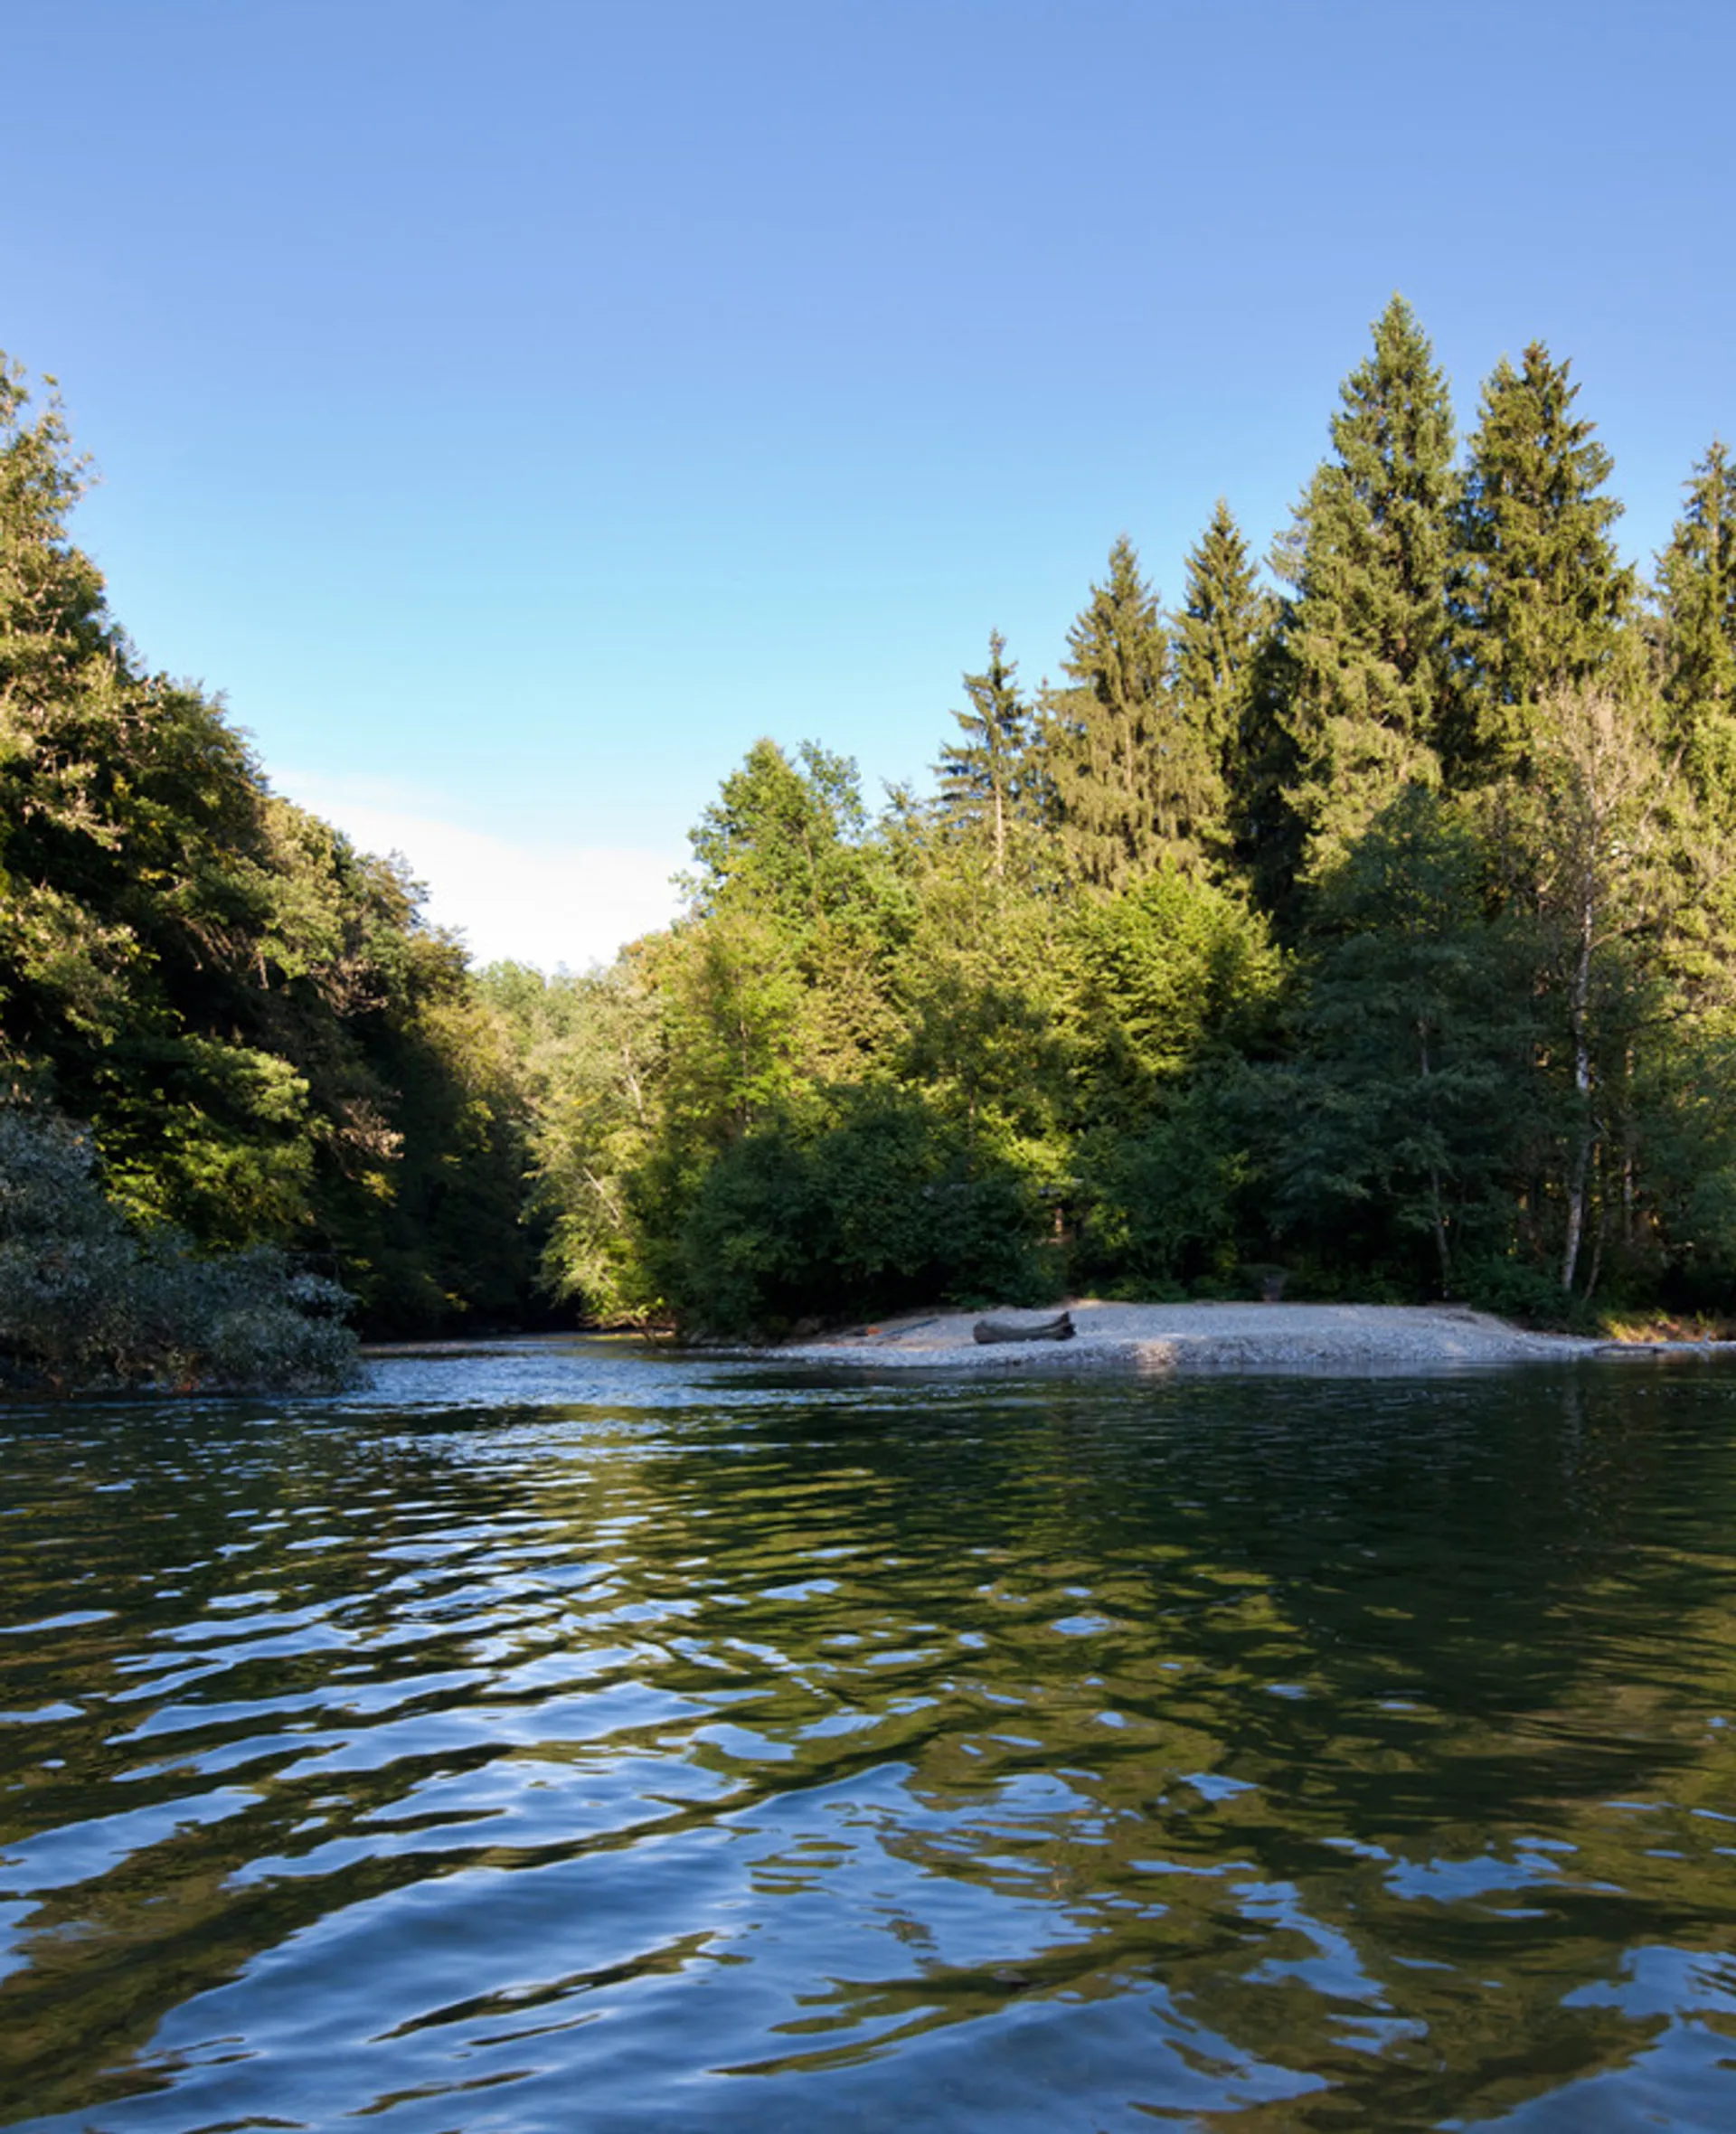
[973,1310,1075,1346]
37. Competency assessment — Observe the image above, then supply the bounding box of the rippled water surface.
[5,1342,1736,2130]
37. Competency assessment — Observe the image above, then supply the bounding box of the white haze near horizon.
[276,770,684,973]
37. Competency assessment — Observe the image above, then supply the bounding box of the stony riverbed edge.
[736,1300,1736,1374]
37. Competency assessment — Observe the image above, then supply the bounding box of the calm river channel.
[4,1342,1736,2130]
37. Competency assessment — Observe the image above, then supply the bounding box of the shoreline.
[741,1300,1736,1374]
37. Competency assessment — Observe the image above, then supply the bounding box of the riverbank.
[757,1300,1726,1373]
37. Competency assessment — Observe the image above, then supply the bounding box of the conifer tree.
[1278,296,1458,880]
[936,631,1035,877]
[1657,440,1736,829]
[1171,498,1272,875]
[1044,535,1217,887]
[1447,343,1637,782]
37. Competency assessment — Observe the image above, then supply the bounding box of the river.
[3,1341,1735,2129]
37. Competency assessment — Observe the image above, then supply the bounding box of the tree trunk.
[1418,1017,1451,1292]
[1561,879,1596,1294]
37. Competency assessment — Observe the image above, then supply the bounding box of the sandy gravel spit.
[750,1300,1656,1375]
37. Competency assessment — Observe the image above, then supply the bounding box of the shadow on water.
[3,1344,1735,2129]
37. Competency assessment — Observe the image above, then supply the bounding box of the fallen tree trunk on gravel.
[973,1311,1075,1346]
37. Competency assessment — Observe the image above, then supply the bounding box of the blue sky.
[5,0,1732,966]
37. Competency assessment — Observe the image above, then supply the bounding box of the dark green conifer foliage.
[1044,535,1218,886]
[1173,500,1266,771]
[1171,498,1273,877]
[936,631,1035,876]
[1278,296,1458,880]
[1448,343,1637,782]
[1657,440,1736,829]
[1275,788,1531,1294]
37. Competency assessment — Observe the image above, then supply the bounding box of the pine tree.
[1657,440,1736,829]
[1278,295,1458,879]
[936,630,1035,877]
[1043,535,1218,887]
[1448,342,1637,782]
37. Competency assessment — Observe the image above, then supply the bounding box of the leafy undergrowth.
[1597,1311,1736,1345]
[2,1104,363,1397]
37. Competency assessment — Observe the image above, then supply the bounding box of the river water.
[3,1342,1735,2130]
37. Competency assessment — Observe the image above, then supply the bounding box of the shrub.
[0,1103,362,1394]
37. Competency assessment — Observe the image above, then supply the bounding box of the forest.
[5,295,1736,1383]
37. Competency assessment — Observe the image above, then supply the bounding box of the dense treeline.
[1,352,535,1383]
[486,298,1736,1336]
[7,299,1736,1363]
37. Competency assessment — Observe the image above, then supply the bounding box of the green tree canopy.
[1277,295,1458,883]
[1657,440,1736,829]
[1448,342,1637,781]
[935,631,1040,878]
[1276,788,1533,1293]
[1043,535,1221,886]
[0,350,535,1336]
[1171,498,1269,795]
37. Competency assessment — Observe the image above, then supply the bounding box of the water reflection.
[2,1349,1735,2129]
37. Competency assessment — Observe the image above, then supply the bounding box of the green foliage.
[935,631,1042,878]
[1072,1082,1250,1295]
[678,738,903,1095]
[0,1102,360,1393]
[1632,1015,1736,1307]
[1277,296,1458,882]
[1171,498,1275,871]
[890,850,1071,1153]
[513,316,1736,1333]
[0,349,537,1339]
[1172,502,1268,773]
[479,952,664,1325]
[1043,536,1222,886]
[1061,867,1281,1121]
[670,1084,1056,1336]
[1658,440,1736,831]
[18,317,1736,1349]
[1273,788,1533,1292]
[1490,685,1711,1298]
[1448,343,1637,781]
[686,736,866,918]
[1456,1251,1598,1332]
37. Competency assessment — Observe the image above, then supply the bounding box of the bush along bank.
[0,1104,362,1395]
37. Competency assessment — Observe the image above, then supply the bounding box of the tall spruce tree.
[936,631,1036,877]
[1657,440,1736,829]
[1278,296,1458,883]
[1044,535,1218,887]
[1171,498,1272,878]
[1447,343,1637,782]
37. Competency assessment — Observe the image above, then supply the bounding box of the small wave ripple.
[4,1344,1736,2129]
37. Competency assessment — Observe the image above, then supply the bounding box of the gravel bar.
[747,1301,1712,1374]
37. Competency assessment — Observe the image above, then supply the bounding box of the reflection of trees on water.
[612,1371,1736,2123]
[2,1370,1735,2127]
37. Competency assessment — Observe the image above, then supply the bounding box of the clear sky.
[5,0,1732,968]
